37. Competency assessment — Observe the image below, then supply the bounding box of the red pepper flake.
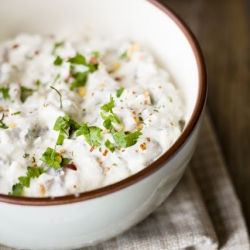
[132,91,136,95]
[121,107,124,109]
[12,44,19,49]
[63,164,77,171]
[67,56,71,60]
[98,161,103,165]
[92,93,95,96]
[73,185,77,188]
[122,150,125,152]
[115,77,122,82]
[29,111,33,114]
[146,137,151,142]
[65,73,73,83]
[158,86,162,89]
[103,150,108,156]
[135,150,139,153]
[132,111,136,115]
[33,164,37,167]
[35,50,39,55]
[90,146,95,152]
[170,122,174,126]
[89,56,98,65]
[149,119,152,123]
[144,100,148,105]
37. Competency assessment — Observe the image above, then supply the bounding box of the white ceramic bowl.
[0,0,207,249]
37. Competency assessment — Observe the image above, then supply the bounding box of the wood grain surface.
[158,0,250,230]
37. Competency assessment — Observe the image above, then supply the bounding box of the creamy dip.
[0,34,184,197]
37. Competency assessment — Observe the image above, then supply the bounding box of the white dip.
[0,34,184,197]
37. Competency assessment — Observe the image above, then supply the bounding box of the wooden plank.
[159,0,250,229]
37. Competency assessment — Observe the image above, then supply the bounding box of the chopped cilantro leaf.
[101,95,115,113]
[105,140,115,153]
[36,80,41,86]
[8,166,44,196]
[13,111,21,115]
[92,51,100,58]
[70,71,88,90]
[54,56,63,66]
[23,153,29,158]
[125,131,142,147]
[9,183,23,196]
[113,130,127,148]
[120,51,127,59]
[50,86,62,109]
[0,87,10,100]
[68,53,98,72]
[113,130,142,148]
[116,87,124,98]
[18,176,30,188]
[100,112,120,124]
[76,122,102,147]
[20,86,34,102]
[0,119,8,129]
[53,115,80,145]
[52,41,64,55]
[61,158,70,166]
[27,166,45,178]
[40,147,61,169]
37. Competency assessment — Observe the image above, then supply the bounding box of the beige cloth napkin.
[1,111,249,250]
[83,111,250,250]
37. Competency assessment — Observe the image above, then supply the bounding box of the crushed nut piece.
[103,150,108,156]
[8,123,17,128]
[104,167,110,173]
[78,87,87,97]
[133,116,139,123]
[136,124,143,130]
[113,62,120,70]
[60,149,66,154]
[144,90,150,97]
[146,137,151,142]
[39,184,45,195]
[140,143,147,151]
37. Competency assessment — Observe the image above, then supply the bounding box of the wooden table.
[159,0,250,230]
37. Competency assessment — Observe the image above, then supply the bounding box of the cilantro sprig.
[54,56,63,66]
[100,96,142,151]
[76,122,102,147]
[68,53,99,90]
[0,87,10,100]
[52,41,64,55]
[53,115,80,145]
[8,167,45,196]
[116,87,124,98]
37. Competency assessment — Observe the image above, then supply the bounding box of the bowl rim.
[0,0,207,206]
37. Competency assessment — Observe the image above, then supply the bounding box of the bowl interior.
[0,0,199,124]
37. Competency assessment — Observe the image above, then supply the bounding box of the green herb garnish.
[50,86,62,109]
[120,51,127,59]
[23,153,29,158]
[0,118,8,129]
[13,111,21,115]
[70,71,88,90]
[40,147,61,169]
[105,140,115,153]
[76,122,102,147]
[52,41,64,55]
[113,130,142,148]
[20,86,34,102]
[0,87,10,100]
[54,56,63,66]
[116,87,125,98]
[8,166,44,196]
[53,115,80,145]
[92,51,100,58]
